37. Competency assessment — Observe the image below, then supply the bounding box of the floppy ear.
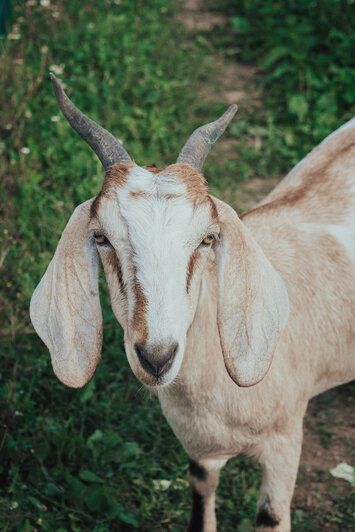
[213,198,289,387]
[30,199,102,388]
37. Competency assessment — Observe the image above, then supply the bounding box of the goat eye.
[94,233,109,246]
[201,234,214,246]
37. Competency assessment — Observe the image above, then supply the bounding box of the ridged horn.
[176,104,238,170]
[49,73,131,169]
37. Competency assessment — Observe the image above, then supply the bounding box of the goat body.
[157,121,355,531]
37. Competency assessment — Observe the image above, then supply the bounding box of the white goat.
[30,74,355,532]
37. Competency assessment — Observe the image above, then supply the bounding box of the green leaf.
[259,46,289,68]
[86,429,104,448]
[288,94,309,121]
[106,499,139,527]
[79,470,104,484]
[43,482,64,497]
[237,518,254,532]
[230,16,250,34]
[85,484,105,511]
[107,441,140,463]
[28,496,43,509]
[80,378,96,403]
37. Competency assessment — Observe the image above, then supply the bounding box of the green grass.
[1,0,354,530]
[207,0,355,178]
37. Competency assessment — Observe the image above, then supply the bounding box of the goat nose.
[134,342,178,378]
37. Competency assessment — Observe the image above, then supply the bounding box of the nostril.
[134,342,178,378]
[156,342,179,376]
[134,343,156,375]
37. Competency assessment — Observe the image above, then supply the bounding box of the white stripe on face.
[117,165,213,336]
[116,167,194,342]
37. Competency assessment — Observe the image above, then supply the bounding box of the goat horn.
[49,73,131,169]
[176,104,238,170]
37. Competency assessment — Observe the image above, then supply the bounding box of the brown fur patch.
[106,252,126,295]
[164,193,182,200]
[130,190,148,199]
[208,195,218,221]
[187,250,199,292]
[165,163,209,205]
[144,164,167,174]
[131,262,148,344]
[90,162,136,219]
[241,137,355,225]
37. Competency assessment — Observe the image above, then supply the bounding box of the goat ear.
[213,197,289,387]
[30,199,102,388]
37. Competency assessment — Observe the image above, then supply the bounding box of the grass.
[1,0,354,530]
[207,0,355,179]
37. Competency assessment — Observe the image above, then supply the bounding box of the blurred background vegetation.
[0,0,354,530]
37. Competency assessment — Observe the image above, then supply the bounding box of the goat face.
[89,163,220,387]
[32,76,288,389]
[30,77,289,389]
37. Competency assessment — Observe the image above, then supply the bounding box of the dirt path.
[180,1,355,528]
[179,0,273,214]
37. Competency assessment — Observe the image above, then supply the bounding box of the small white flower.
[49,64,65,75]
[8,33,21,40]
[88,22,95,29]
[330,462,355,485]
[153,479,171,491]
[40,0,50,6]
[21,147,30,155]
[51,115,60,122]
[25,110,32,118]
[40,45,49,54]
[10,501,19,510]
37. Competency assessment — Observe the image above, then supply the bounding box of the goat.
[30,74,355,531]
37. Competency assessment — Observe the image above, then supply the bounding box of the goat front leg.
[187,457,225,532]
[256,421,304,532]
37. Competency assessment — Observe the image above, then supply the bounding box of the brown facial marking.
[187,250,199,292]
[106,252,126,295]
[144,164,167,174]
[130,190,148,199]
[131,262,148,344]
[166,163,208,205]
[90,162,136,219]
[164,193,182,200]
[208,195,218,221]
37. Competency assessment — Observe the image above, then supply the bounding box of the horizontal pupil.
[202,235,214,245]
[94,234,107,244]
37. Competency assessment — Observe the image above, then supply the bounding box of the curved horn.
[49,73,131,169]
[176,104,237,170]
